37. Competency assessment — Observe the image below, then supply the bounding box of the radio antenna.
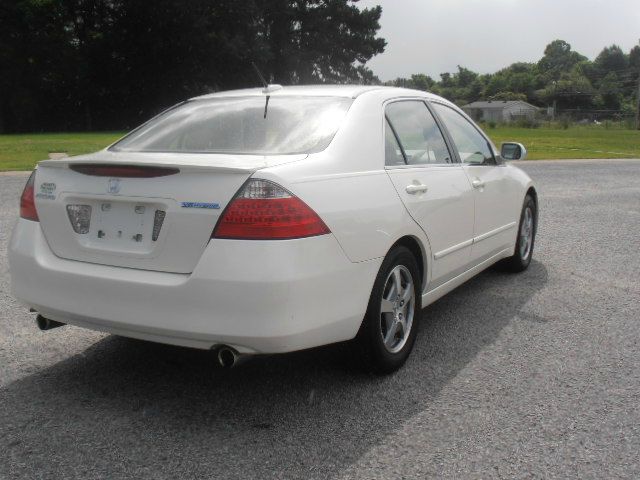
[252,62,271,119]
[252,62,268,89]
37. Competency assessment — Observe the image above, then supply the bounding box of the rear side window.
[385,118,405,166]
[432,103,495,165]
[385,101,452,166]
[111,96,352,155]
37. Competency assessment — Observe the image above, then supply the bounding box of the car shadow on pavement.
[1,260,548,479]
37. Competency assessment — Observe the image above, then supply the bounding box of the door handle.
[405,184,429,194]
[471,179,485,189]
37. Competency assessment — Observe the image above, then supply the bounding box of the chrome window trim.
[384,163,461,171]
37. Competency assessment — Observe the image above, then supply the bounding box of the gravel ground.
[1,160,639,479]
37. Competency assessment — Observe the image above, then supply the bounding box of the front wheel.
[353,246,421,374]
[501,194,537,272]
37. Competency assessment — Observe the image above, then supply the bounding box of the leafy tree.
[538,39,586,81]
[597,72,623,110]
[455,66,477,88]
[353,65,381,85]
[630,44,640,72]
[401,38,638,117]
[543,69,595,109]
[485,75,508,98]
[467,79,485,101]
[0,0,385,132]
[594,45,628,73]
[257,0,385,84]
[489,92,527,102]
[409,74,435,91]
[385,74,435,91]
[439,72,454,88]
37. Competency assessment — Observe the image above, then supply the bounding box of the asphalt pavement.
[1,160,639,479]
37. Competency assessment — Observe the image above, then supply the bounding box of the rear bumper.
[9,219,381,354]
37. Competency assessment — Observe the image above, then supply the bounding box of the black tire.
[353,246,421,374]
[500,194,537,272]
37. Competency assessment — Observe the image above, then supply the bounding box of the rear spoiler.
[37,152,308,174]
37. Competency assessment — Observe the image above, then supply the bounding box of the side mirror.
[500,142,527,161]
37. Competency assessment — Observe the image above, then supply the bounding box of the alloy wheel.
[519,206,534,260]
[379,265,415,354]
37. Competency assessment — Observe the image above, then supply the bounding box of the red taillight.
[20,171,39,221]
[212,179,330,240]
[69,164,179,178]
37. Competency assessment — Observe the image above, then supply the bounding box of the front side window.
[385,101,452,166]
[432,103,495,165]
[111,96,352,155]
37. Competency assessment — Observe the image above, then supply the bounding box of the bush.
[487,120,497,129]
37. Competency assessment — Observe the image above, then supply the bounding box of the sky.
[357,0,640,81]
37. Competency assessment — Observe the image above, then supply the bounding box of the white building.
[462,100,539,123]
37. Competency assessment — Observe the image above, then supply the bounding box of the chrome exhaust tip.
[36,314,65,331]
[216,346,249,368]
[217,347,238,368]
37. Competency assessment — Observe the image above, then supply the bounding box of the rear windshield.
[110,96,352,155]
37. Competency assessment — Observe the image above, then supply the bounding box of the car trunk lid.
[33,151,305,274]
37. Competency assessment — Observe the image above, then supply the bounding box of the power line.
[554,91,631,96]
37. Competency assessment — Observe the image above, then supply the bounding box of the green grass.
[486,125,640,160]
[0,132,124,171]
[1,126,640,171]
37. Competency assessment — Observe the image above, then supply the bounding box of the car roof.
[191,84,444,101]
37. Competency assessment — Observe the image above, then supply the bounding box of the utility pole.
[551,80,557,122]
[636,72,640,130]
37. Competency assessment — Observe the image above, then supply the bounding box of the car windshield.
[110,96,353,155]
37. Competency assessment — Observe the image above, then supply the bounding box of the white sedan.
[9,85,537,373]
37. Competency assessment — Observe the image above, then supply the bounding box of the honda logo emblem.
[107,178,121,194]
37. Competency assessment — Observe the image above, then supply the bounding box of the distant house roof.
[463,100,539,110]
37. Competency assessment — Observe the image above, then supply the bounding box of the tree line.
[0,0,385,133]
[389,40,640,117]
[2,0,638,134]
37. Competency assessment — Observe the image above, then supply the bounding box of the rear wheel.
[354,246,421,374]
[501,194,537,272]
